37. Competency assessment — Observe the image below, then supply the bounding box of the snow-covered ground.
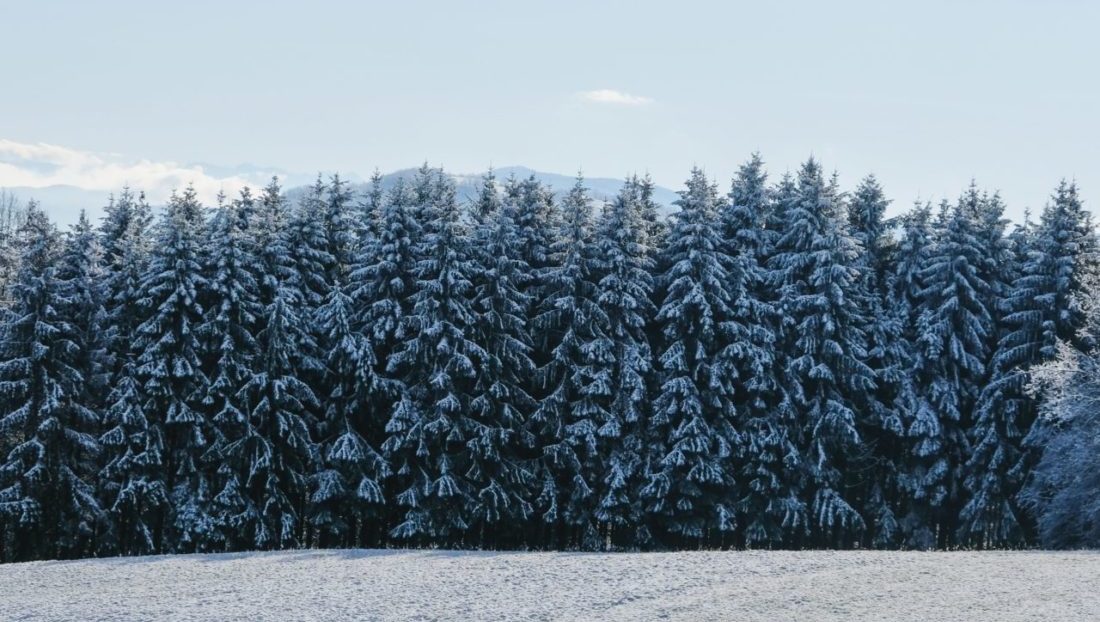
[1,549,1097,621]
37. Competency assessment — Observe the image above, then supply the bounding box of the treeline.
[0,156,1095,562]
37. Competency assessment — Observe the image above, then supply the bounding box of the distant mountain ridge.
[285,165,679,214]
[5,166,679,226]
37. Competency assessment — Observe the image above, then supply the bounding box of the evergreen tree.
[349,179,419,367]
[892,201,935,330]
[905,195,993,548]
[470,168,501,226]
[634,173,667,250]
[384,175,485,544]
[722,154,772,264]
[720,156,794,547]
[96,189,162,556]
[769,159,874,545]
[468,186,538,543]
[643,169,743,545]
[134,186,214,552]
[253,178,295,308]
[512,175,559,342]
[199,193,264,548]
[963,181,1097,547]
[531,175,612,548]
[847,176,908,547]
[285,179,335,309]
[323,174,357,279]
[587,180,655,547]
[59,212,110,419]
[0,205,103,561]
[100,189,154,384]
[309,282,388,547]
[226,292,319,550]
[358,169,385,243]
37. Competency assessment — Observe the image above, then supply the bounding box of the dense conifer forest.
[1,156,1097,561]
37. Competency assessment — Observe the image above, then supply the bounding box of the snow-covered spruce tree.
[967,186,1014,331]
[468,183,538,546]
[642,168,746,547]
[100,189,154,384]
[227,291,319,550]
[904,195,993,549]
[529,175,612,547]
[766,172,798,254]
[309,281,388,548]
[349,178,419,367]
[59,211,110,420]
[1019,269,1100,548]
[892,201,935,333]
[134,185,215,552]
[198,192,264,549]
[847,176,909,547]
[634,173,668,251]
[0,204,103,561]
[323,174,357,279]
[358,169,385,244]
[285,178,336,309]
[769,159,874,547]
[282,179,335,459]
[470,168,502,226]
[58,212,113,555]
[96,188,163,556]
[384,174,486,545]
[411,163,443,228]
[587,179,655,548]
[722,153,772,264]
[253,177,295,308]
[98,357,164,556]
[963,181,1097,547]
[718,155,797,548]
[512,175,559,339]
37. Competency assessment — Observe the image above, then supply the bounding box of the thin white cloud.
[0,138,275,204]
[577,89,654,107]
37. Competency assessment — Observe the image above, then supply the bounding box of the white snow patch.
[1,549,1097,621]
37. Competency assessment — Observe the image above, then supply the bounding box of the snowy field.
[1,549,1098,621]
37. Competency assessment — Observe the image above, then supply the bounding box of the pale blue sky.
[1,0,1097,220]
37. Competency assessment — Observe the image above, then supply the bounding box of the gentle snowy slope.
[1,550,1097,621]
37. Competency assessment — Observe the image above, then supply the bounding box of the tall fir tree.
[634,173,668,251]
[530,175,614,548]
[253,178,295,307]
[96,189,162,556]
[199,192,264,548]
[227,291,319,550]
[963,181,1097,547]
[467,186,539,544]
[323,174,357,280]
[309,281,388,547]
[384,175,485,544]
[847,176,908,547]
[349,178,419,371]
[59,212,110,421]
[769,159,874,546]
[719,155,794,547]
[134,186,214,552]
[643,169,743,545]
[0,205,103,561]
[588,180,655,548]
[905,194,993,548]
[285,179,335,309]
